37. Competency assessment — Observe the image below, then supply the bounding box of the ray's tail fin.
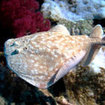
[82,24,105,66]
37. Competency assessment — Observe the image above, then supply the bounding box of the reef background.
[1,0,105,105]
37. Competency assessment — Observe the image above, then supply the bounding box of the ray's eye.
[11,50,19,55]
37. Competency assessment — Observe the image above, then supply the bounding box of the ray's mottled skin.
[4,24,105,88]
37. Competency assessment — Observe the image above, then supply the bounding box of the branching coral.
[0,0,51,37]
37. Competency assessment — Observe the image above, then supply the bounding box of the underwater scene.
[1,0,105,105]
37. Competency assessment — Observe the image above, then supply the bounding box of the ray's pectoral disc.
[4,24,104,88]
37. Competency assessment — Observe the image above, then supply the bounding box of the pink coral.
[0,0,51,37]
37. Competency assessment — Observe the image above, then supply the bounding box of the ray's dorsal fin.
[49,24,70,35]
[90,24,103,38]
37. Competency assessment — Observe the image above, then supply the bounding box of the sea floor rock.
[41,0,105,21]
[41,0,94,35]
[42,0,105,35]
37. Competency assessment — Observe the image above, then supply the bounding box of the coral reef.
[64,66,105,105]
[41,0,105,22]
[63,47,105,105]
[1,0,105,105]
[57,19,93,35]
[41,0,95,35]
[0,0,51,37]
[41,0,105,35]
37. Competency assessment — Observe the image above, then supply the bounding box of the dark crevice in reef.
[93,19,105,27]
[0,23,14,51]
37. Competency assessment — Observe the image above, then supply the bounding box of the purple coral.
[0,0,51,37]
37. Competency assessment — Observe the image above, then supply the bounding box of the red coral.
[0,0,51,37]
